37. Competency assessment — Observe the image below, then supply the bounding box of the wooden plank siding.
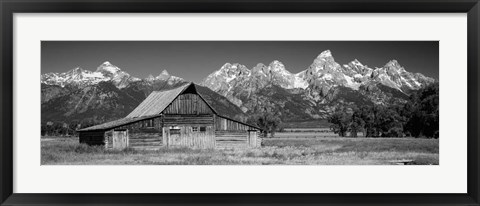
[115,116,162,133]
[163,114,214,125]
[78,84,264,149]
[163,93,213,115]
[163,126,215,149]
[128,133,163,150]
[214,115,256,131]
[215,130,249,149]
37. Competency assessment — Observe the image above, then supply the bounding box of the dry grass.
[41,136,439,165]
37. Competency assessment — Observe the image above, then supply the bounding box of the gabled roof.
[126,83,191,118]
[78,82,261,132]
[77,115,160,132]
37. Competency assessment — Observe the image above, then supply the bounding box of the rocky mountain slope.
[41,51,436,125]
[41,61,184,89]
[201,50,435,121]
[41,61,245,125]
[41,62,187,123]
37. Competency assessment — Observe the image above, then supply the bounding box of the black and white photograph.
[40,41,439,165]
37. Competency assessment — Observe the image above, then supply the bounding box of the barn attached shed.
[78,82,262,150]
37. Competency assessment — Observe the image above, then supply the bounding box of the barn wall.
[213,115,262,148]
[105,130,113,149]
[79,130,106,146]
[163,93,213,115]
[163,125,215,149]
[110,117,164,150]
[214,115,256,131]
[105,129,163,150]
[215,130,261,148]
[161,114,215,149]
[115,117,162,133]
[129,132,162,150]
[215,130,249,149]
[163,114,214,126]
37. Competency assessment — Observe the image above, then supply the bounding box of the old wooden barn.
[78,82,262,150]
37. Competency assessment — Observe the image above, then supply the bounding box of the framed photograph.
[1,0,479,205]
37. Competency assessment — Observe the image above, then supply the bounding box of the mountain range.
[41,50,436,126]
[200,50,435,122]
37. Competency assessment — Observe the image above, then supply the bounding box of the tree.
[404,83,439,138]
[359,105,379,137]
[248,102,282,138]
[328,107,350,137]
[349,108,364,137]
[377,107,405,137]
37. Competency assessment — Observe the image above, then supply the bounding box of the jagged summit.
[160,69,169,76]
[96,61,122,75]
[315,50,336,64]
[102,61,112,66]
[41,53,437,124]
[41,61,185,89]
[385,59,399,66]
[351,59,363,66]
[202,50,435,95]
[318,50,333,58]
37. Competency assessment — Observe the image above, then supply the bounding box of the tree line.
[328,83,439,138]
[41,119,98,136]
[42,83,438,139]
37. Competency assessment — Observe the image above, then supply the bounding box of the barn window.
[192,127,199,132]
[169,126,180,135]
[200,126,206,132]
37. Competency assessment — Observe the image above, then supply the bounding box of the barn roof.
[125,83,191,118]
[77,115,160,132]
[78,82,260,132]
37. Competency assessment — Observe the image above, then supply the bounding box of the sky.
[42,41,439,83]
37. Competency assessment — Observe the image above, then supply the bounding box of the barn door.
[248,131,257,147]
[167,126,182,147]
[112,130,128,149]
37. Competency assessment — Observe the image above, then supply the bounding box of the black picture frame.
[1,0,479,205]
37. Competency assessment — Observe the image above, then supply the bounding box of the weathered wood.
[79,84,264,150]
[112,130,128,150]
[163,93,213,115]
[126,132,162,149]
[214,115,257,131]
[163,114,214,125]
[164,125,215,149]
[115,117,162,133]
[249,131,259,147]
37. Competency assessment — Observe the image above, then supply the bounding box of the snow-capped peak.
[269,60,289,73]
[351,59,363,66]
[41,61,142,89]
[318,50,333,59]
[383,60,406,73]
[385,60,399,67]
[96,61,121,75]
[153,69,171,81]
[144,69,184,85]
[160,69,169,76]
[68,67,84,75]
[102,61,112,66]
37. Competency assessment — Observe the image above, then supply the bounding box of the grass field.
[41,135,439,165]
